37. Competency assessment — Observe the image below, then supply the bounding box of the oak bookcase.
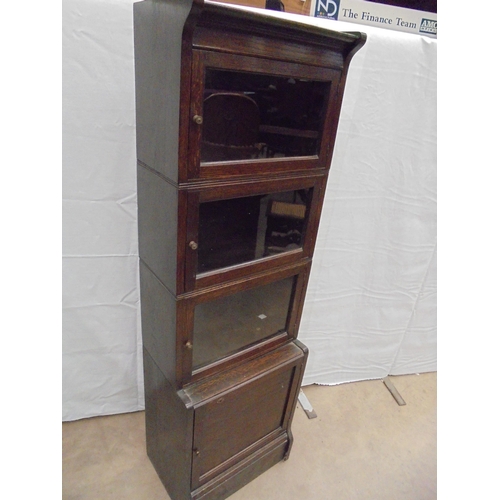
[133,2,365,498]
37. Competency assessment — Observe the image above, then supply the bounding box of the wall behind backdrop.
[211,0,312,16]
[62,0,436,421]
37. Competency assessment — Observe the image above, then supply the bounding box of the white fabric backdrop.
[62,0,436,421]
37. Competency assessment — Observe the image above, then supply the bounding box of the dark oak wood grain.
[134,0,194,182]
[143,349,194,500]
[191,434,288,500]
[137,163,179,295]
[134,1,365,498]
[140,262,178,386]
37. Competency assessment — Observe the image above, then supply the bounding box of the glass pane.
[201,68,330,162]
[192,276,295,369]
[197,188,311,274]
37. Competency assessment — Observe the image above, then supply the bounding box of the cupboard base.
[144,341,307,500]
[191,432,289,500]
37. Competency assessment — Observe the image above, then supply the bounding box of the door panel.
[191,364,295,487]
[192,275,295,370]
[187,50,340,179]
[182,174,326,293]
[177,261,311,386]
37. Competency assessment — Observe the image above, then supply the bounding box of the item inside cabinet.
[265,198,307,255]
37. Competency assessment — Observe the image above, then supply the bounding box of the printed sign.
[312,0,437,37]
[315,0,340,20]
[419,18,437,35]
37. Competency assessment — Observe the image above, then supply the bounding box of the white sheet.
[298,18,437,385]
[62,0,436,420]
[62,0,143,421]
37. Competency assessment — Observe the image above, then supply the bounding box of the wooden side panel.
[137,164,179,295]
[133,0,194,181]
[143,349,194,500]
[139,261,178,385]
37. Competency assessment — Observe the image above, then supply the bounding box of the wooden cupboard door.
[191,363,297,488]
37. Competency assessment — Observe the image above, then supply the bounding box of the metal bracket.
[383,377,406,406]
[298,389,317,419]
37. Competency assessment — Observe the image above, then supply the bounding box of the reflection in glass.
[197,188,311,274]
[201,68,330,162]
[192,276,295,369]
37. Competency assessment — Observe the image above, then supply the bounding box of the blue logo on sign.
[315,0,340,20]
[419,18,437,35]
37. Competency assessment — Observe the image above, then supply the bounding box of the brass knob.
[189,241,198,250]
[193,115,203,125]
[185,341,193,350]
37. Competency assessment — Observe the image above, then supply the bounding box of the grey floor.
[62,372,436,500]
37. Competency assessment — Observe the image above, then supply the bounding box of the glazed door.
[176,261,310,384]
[191,274,295,371]
[186,50,341,179]
[182,175,326,292]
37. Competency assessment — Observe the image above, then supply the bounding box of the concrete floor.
[62,372,436,500]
